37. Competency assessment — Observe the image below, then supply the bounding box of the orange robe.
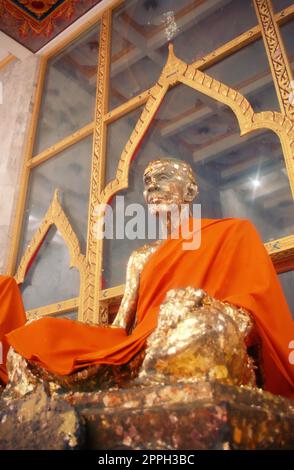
[5,218,294,398]
[0,276,26,385]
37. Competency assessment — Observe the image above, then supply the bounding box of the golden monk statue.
[1,158,294,399]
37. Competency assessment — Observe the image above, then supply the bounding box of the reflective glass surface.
[271,0,294,12]
[105,106,144,186]
[34,23,99,154]
[54,310,78,320]
[110,0,257,109]
[207,38,280,113]
[280,19,294,74]
[19,135,93,263]
[279,270,294,317]
[21,226,80,311]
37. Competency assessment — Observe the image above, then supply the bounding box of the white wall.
[0,56,39,273]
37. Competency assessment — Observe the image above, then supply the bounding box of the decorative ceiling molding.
[0,0,103,52]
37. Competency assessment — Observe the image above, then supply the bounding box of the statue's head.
[143,157,198,210]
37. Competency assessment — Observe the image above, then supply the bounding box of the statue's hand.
[139,286,256,387]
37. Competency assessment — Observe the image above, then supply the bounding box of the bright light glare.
[251,178,261,188]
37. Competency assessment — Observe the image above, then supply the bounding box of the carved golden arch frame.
[86,43,294,323]
[15,191,87,320]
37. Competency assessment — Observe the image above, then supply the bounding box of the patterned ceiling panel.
[0,0,102,52]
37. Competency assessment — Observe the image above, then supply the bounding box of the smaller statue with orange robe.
[0,276,26,386]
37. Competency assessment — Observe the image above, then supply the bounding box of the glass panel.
[21,227,80,311]
[280,19,294,74]
[207,38,280,113]
[34,23,99,155]
[105,106,144,185]
[103,83,294,287]
[19,135,92,262]
[110,0,257,109]
[54,310,78,320]
[279,270,294,317]
[271,0,294,12]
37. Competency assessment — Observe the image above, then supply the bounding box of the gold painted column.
[83,10,112,323]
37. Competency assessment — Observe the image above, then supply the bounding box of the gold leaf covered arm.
[112,241,162,332]
[111,252,140,331]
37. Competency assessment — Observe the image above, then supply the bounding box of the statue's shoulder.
[222,217,256,230]
[129,240,162,265]
[212,218,260,242]
[201,218,259,241]
[203,217,256,230]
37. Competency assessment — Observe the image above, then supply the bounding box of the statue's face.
[143,161,187,210]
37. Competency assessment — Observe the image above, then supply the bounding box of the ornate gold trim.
[194,25,261,71]
[254,0,294,121]
[276,4,294,25]
[104,89,151,124]
[266,234,294,254]
[266,234,294,268]
[99,300,110,324]
[100,284,125,300]
[15,190,87,321]
[103,3,294,128]
[43,0,123,60]
[83,10,112,323]
[101,44,294,200]
[103,29,261,127]
[99,79,170,197]
[26,297,79,320]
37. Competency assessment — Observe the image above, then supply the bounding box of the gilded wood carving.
[15,190,87,320]
[254,0,294,121]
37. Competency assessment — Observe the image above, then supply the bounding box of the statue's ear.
[185,183,199,202]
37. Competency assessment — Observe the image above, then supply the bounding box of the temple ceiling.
[0,0,102,52]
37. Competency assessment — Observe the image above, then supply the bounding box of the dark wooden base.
[0,381,293,449]
[65,381,294,450]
